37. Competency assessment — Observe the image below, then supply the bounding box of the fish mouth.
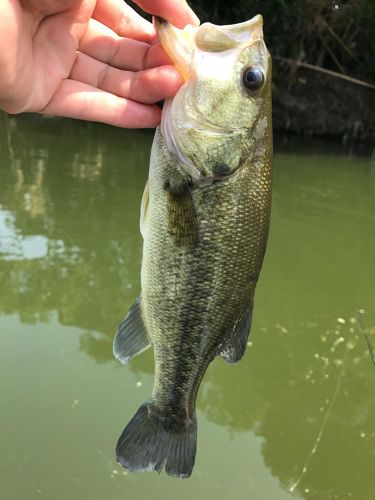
[154,15,264,82]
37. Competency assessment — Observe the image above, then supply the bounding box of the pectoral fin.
[113,296,151,364]
[140,181,150,238]
[165,181,199,246]
[220,306,253,364]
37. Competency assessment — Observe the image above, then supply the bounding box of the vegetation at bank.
[189,0,375,84]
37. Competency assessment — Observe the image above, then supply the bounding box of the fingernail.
[190,11,201,26]
[185,2,200,25]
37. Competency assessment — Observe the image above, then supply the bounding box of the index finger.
[132,0,200,29]
[93,0,155,42]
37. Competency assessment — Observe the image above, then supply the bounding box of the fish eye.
[242,67,264,91]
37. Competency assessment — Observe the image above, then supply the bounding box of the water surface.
[0,113,374,500]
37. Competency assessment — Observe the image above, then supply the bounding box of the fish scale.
[146,130,270,409]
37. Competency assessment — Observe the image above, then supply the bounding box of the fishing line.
[288,341,348,493]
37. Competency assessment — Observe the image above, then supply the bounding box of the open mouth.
[154,15,264,82]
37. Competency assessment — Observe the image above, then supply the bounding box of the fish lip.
[219,14,263,31]
[154,18,197,81]
[195,15,264,52]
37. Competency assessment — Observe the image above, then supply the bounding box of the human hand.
[0,0,199,128]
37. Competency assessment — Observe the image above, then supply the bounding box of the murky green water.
[0,113,374,500]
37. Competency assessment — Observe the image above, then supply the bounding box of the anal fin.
[113,296,151,364]
[220,306,253,364]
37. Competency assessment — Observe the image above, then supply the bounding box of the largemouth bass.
[114,14,272,478]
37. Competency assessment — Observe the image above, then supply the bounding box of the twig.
[356,310,375,368]
[317,31,347,74]
[322,19,357,60]
[273,56,375,90]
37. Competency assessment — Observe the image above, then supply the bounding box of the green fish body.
[114,15,272,478]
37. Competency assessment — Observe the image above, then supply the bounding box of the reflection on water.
[0,113,374,500]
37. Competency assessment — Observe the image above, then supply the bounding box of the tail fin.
[116,401,197,478]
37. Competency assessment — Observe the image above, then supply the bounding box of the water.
[0,113,374,500]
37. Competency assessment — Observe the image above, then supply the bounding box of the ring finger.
[78,19,171,72]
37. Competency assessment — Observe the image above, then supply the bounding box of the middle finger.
[79,19,171,72]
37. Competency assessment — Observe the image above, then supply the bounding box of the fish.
[113,14,272,478]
